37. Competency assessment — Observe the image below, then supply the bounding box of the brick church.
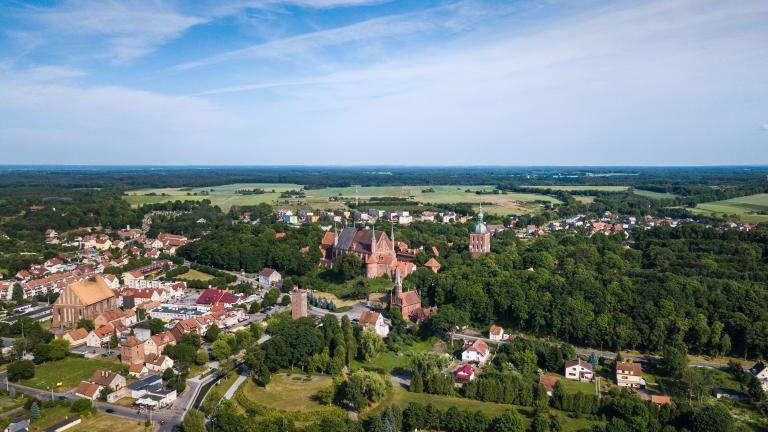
[469,207,491,258]
[321,226,398,278]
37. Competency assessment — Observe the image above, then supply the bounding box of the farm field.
[633,189,678,199]
[693,193,768,223]
[125,183,560,214]
[528,185,629,192]
[21,357,124,391]
[238,373,331,412]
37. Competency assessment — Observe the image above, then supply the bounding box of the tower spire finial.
[371,223,376,254]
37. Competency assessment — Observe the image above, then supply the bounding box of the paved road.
[223,374,247,400]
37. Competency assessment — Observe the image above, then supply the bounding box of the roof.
[651,395,672,405]
[75,381,100,398]
[259,268,278,277]
[489,325,503,336]
[122,335,143,348]
[146,354,170,367]
[66,328,89,341]
[750,361,766,375]
[616,362,642,376]
[196,288,239,305]
[129,364,147,373]
[90,370,121,387]
[424,258,441,269]
[464,339,489,356]
[65,276,115,306]
[44,416,81,432]
[539,375,559,392]
[320,231,335,246]
[93,324,114,338]
[565,358,594,372]
[127,374,162,390]
[358,310,381,326]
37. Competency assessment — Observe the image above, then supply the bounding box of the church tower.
[469,205,491,258]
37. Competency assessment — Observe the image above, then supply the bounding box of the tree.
[76,319,94,332]
[681,367,713,406]
[492,409,525,432]
[7,360,34,381]
[690,404,735,432]
[99,386,114,401]
[409,371,424,393]
[11,284,24,303]
[346,370,390,411]
[205,324,221,343]
[195,349,209,365]
[429,305,469,341]
[71,398,92,413]
[662,345,688,379]
[211,339,233,360]
[358,327,384,362]
[48,338,69,360]
[182,409,207,432]
[30,402,40,420]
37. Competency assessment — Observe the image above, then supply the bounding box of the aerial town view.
[1,1,767,432]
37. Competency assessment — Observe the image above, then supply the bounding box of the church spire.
[394,267,402,295]
[371,224,376,254]
[390,221,395,245]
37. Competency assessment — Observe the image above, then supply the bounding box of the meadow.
[21,357,125,390]
[124,183,560,215]
[528,185,629,192]
[238,373,332,412]
[693,193,768,223]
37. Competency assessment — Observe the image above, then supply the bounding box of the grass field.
[125,183,559,215]
[238,373,331,412]
[351,338,439,374]
[693,193,768,223]
[529,185,629,192]
[21,357,124,391]
[29,408,145,432]
[310,291,360,308]
[632,189,678,199]
[176,268,215,281]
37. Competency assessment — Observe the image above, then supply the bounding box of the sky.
[0,0,766,166]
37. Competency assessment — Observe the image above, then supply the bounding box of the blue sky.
[0,0,766,165]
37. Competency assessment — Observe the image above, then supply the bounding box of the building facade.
[51,276,118,329]
[291,286,308,319]
[469,208,491,258]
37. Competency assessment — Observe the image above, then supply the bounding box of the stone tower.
[291,285,308,319]
[469,205,491,258]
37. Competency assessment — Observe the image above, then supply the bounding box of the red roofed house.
[258,268,282,289]
[488,325,504,341]
[424,258,441,274]
[196,288,240,306]
[86,324,115,348]
[539,375,560,397]
[358,310,389,338]
[62,328,89,346]
[75,381,101,400]
[455,364,476,382]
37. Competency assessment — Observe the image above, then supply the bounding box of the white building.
[564,358,594,382]
[461,339,490,363]
[358,310,390,338]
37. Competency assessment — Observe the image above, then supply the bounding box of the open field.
[351,338,439,373]
[310,291,360,308]
[176,268,215,281]
[21,357,124,391]
[238,373,331,412]
[632,189,678,199]
[529,185,629,192]
[693,193,768,223]
[29,408,145,432]
[125,184,560,214]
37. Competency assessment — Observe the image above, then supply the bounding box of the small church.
[389,269,434,322]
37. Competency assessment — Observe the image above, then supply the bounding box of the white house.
[258,268,282,289]
[461,339,490,363]
[488,325,504,341]
[145,354,174,373]
[564,358,594,382]
[86,325,114,348]
[750,361,768,392]
[358,311,390,338]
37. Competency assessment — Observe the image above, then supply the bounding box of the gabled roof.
[90,370,121,387]
[616,361,642,376]
[424,258,441,269]
[463,339,489,356]
[539,375,559,392]
[75,381,100,398]
[67,328,89,341]
[122,335,143,348]
[565,358,594,372]
[359,310,382,326]
[93,324,114,338]
[489,324,503,336]
[65,276,115,306]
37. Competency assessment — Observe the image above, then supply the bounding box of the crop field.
[528,185,629,192]
[693,193,768,223]
[633,189,678,199]
[125,183,560,214]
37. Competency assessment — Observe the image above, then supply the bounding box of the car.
[106,408,115,413]
[58,396,66,401]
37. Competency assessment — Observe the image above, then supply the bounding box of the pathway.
[223,374,247,400]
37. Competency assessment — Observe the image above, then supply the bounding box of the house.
[461,339,490,363]
[86,324,114,348]
[455,364,476,382]
[127,374,162,399]
[94,309,136,328]
[51,276,118,328]
[120,335,145,366]
[170,317,204,341]
[44,415,82,432]
[136,386,177,408]
[90,370,126,390]
[564,358,594,382]
[74,381,101,400]
[144,353,174,372]
[102,274,120,289]
[258,268,281,289]
[616,362,643,388]
[423,258,441,274]
[539,375,560,397]
[358,310,390,338]
[488,325,504,342]
[4,416,30,432]
[750,361,768,392]
[62,328,89,346]
[144,331,176,356]
[128,363,149,378]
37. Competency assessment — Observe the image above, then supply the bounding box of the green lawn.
[693,193,768,223]
[238,373,331,412]
[21,357,125,391]
[176,268,215,281]
[125,183,559,215]
[302,271,393,299]
[29,407,146,432]
[351,338,439,374]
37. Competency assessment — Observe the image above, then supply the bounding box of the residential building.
[258,268,281,289]
[196,288,240,306]
[616,362,643,388]
[4,416,30,432]
[61,328,88,346]
[144,332,176,356]
[74,381,101,400]
[564,358,594,382]
[358,310,390,338]
[539,375,559,397]
[89,370,126,391]
[461,339,490,363]
[51,276,118,328]
[145,354,174,372]
[424,258,441,274]
[750,361,768,392]
[86,324,114,348]
[488,325,504,342]
[455,364,476,382]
